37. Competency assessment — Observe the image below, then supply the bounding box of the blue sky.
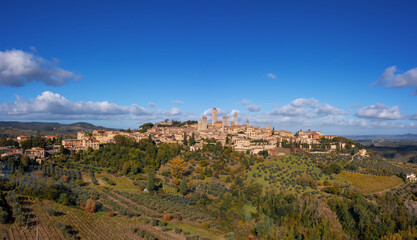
[1,0,417,135]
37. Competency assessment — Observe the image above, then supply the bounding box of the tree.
[189,132,196,146]
[330,163,342,174]
[168,156,188,178]
[147,171,155,192]
[58,193,70,205]
[226,135,230,145]
[244,182,263,202]
[182,132,188,146]
[114,135,135,146]
[85,198,96,213]
[180,178,188,195]
[255,216,274,238]
[258,150,269,159]
[139,122,154,133]
[281,139,288,148]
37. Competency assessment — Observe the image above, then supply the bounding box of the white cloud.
[290,98,318,108]
[0,91,193,121]
[147,102,156,107]
[168,107,181,115]
[271,104,311,117]
[374,66,417,94]
[172,100,183,105]
[0,49,80,87]
[315,104,346,116]
[246,104,261,112]
[1,92,415,134]
[355,103,403,120]
[267,73,276,79]
[270,98,343,118]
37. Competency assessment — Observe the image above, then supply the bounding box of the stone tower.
[234,112,238,125]
[212,107,217,126]
[202,115,208,130]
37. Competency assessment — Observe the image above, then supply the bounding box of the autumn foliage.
[163,214,171,221]
[168,156,187,178]
[107,211,116,217]
[85,198,96,213]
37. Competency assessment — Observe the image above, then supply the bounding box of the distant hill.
[345,134,417,141]
[0,121,114,138]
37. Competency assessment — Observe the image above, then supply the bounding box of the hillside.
[2,138,417,239]
[0,121,114,138]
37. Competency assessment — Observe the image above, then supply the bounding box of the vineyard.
[3,187,224,240]
[336,171,404,194]
[5,198,186,240]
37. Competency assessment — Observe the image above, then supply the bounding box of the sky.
[1,0,417,135]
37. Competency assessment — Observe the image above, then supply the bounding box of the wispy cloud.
[172,100,184,105]
[267,73,276,79]
[374,66,417,94]
[0,49,80,87]
[236,99,251,105]
[147,102,156,107]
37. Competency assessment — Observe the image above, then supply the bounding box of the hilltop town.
[61,107,358,154]
[0,107,362,162]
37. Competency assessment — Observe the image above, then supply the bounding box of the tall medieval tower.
[234,112,238,125]
[212,107,217,126]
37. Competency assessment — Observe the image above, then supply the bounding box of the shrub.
[163,214,171,221]
[159,221,168,227]
[85,198,96,213]
[107,211,116,217]
[46,207,56,216]
[151,219,159,226]
[201,221,210,229]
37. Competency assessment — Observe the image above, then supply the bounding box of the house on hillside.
[406,173,417,182]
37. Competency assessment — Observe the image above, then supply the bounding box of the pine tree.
[182,133,188,146]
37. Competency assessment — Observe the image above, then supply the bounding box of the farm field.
[336,171,404,194]
[245,154,331,194]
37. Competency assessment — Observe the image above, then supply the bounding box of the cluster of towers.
[198,107,241,131]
